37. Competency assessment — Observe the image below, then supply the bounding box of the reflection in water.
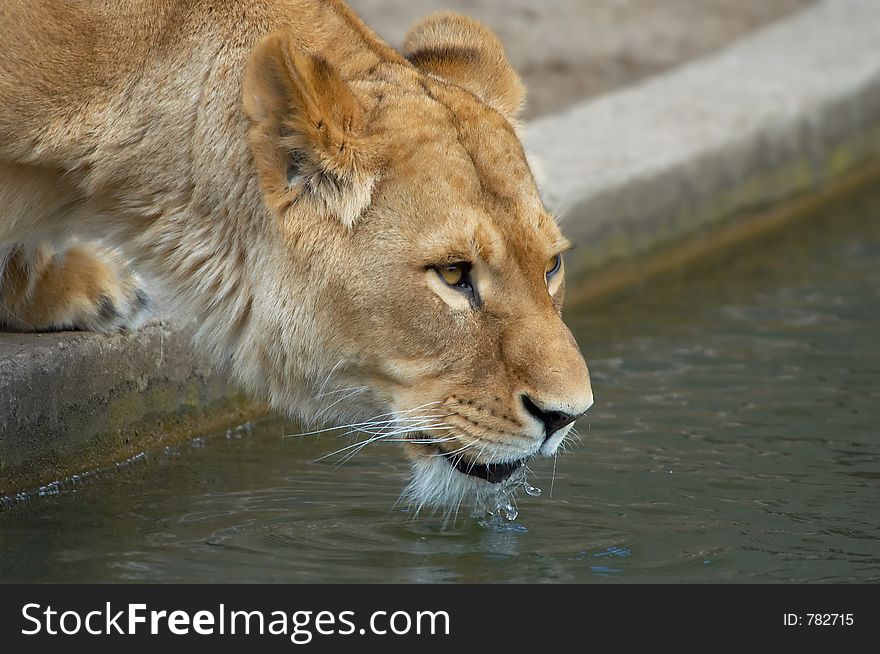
[2,186,879,582]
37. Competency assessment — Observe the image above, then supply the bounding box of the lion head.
[240,11,592,512]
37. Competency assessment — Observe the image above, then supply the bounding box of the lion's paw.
[0,243,152,333]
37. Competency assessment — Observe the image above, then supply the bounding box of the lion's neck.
[89,43,278,391]
[132,201,264,364]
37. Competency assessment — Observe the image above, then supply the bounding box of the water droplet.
[502,503,518,521]
[523,482,542,497]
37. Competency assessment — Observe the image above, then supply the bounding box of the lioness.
[0,0,592,510]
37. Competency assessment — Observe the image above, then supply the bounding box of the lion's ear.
[242,31,376,226]
[403,13,525,121]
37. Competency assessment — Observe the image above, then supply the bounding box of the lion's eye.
[430,261,481,306]
[545,254,562,280]
[436,262,471,288]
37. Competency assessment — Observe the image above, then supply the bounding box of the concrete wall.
[0,321,262,495]
[526,0,880,301]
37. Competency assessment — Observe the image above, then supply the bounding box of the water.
[2,186,879,583]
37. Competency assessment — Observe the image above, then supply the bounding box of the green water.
[2,187,879,583]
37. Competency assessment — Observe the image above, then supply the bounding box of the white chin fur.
[539,422,574,457]
[401,455,525,518]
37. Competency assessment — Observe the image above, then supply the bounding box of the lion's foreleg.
[0,241,151,333]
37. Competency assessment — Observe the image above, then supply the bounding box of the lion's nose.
[521,395,580,441]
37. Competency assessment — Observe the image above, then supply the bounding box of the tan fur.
[0,0,592,508]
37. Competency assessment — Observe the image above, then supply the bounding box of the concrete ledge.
[0,320,263,494]
[526,0,880,300]
[3,0,880,494]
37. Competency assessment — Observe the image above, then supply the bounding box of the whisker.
[314,385,364,400]
[283,413,446,440]
[317,421,453,463]
[366,401,443,422]
[383,435,459,444]
[287,399,468,442]
[283,418,386,439]
[312,386,368,422]
[466,442,490,476]
[314,359,345,400]
[340,419,446,438]
[428,440,474,458]
[334,423,448,466]
[319,433,387,463]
